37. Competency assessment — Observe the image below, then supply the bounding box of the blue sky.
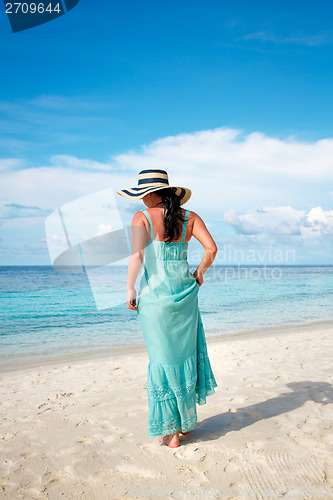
[1,0,333,265]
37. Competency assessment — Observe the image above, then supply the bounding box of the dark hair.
[158,188,185,243]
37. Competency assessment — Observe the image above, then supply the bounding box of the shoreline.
[1,318,333,374]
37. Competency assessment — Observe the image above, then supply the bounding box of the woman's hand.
[193,269,204,287]
[126,288,137,310]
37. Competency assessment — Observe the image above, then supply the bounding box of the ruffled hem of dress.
[146,346,218,437]
[146,349,198,402]
[148,413,197,438]
[196,344,218,405]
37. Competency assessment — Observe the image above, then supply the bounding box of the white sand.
[1,325,333,499]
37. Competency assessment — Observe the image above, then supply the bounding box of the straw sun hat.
[116,168,191,205]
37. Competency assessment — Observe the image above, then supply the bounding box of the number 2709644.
[5,3,61,14]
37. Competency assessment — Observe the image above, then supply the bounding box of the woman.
[116,168,218,448]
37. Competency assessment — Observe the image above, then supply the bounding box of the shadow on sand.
[187,381,333,443]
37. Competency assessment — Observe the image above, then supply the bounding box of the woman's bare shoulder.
[187,210,203,223]
[131,210,148,226]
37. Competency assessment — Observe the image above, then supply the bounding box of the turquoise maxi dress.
[136,208,218,438]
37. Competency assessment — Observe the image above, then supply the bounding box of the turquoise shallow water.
[1,265,333,368]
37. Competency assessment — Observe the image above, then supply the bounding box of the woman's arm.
[191,212,218,286]
[126,211,148,310]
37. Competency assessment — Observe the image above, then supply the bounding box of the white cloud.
[1,128,332,215]
[242,30,333,47]
[223,205,333,244]
[49,154,111,171]
[1,127,333,263]
[223,208,262,234]
[303,207,333,240]
[0,202,51,223]
[114,128,333,180]
[266,220,302,236]
[0,158,27,170]
[0,94,116,114]
[26,94,115,111]
[307,206,333,225]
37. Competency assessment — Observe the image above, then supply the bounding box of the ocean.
[1,265,333,370]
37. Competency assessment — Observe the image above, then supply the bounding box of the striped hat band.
[116,169,191,206]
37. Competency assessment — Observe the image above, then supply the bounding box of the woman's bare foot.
[178,427,190,435]
[158,431,180,448]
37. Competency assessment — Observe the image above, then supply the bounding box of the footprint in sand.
[0,459,14,475]
[76,428,124,445]
[173,444,203,460]
[294,436,326,450]
[229,396,248,404]
[243,376,257,382]
[115,461,158,479]
[244,441,266,451]
[224,459,242,474]
[236,359,249,366]
[76,436,94,445]
[177,463,210,484]
[115,433,134,442]
[20,451,37,458]
[137,441,157,452]
[92,433,116,444]
[11,466,42,494]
